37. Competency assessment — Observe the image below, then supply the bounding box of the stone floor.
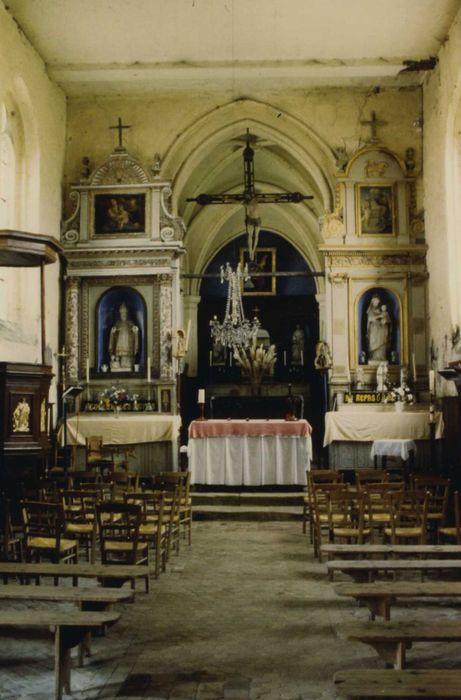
[0,522,461,699]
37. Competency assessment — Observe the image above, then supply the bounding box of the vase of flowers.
[233,337,277,395]
[385,381,415,409]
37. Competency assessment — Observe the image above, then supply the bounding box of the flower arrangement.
[384,381,414,405]
[233,337,277,395]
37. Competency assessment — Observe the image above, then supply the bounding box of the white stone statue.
[366,294,391,362]
[376,362,388,391]
[12,397,30,433]
[109,303,139,371]
[291,324,305,365]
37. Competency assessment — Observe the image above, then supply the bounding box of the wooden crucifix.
[360,111,387,143]
[110,117,131,149]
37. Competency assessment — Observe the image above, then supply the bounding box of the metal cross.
[109,117,131,149]
[360,111,387,142]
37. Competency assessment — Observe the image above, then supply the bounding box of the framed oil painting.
[92,192,146,236]
[356,184,396,236]
[240,247,276,296]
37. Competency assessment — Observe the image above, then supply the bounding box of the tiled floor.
[0,522,460,699]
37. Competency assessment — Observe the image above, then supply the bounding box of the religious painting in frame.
[355,286,402,367]
[90,191,147,237]
[239,247,276,296]
[356,184,396,236]
[158,387,172,414]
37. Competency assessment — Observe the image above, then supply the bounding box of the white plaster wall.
[0,1,66,377]
[423,4,461,394]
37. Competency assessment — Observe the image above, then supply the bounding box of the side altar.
[61,123,186,470]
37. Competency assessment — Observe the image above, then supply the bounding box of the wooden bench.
[342,620,461,669]
[334,669,461,698]
[0,584,134,664]
[0,561,154,591]
[322,543,461,561]
[326,558,461,583]
[0,610,120,700]
[335,580,461,620]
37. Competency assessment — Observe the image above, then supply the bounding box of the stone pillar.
[65,276,80,383]
[159,274,173,380]
[315,292,326,344]
[183,295,201,376]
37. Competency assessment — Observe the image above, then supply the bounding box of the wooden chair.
[85,435,114,474]
[178,471,192,545]
[355,469,389,487]
[21,500,79,566]
[107,470,139,501]
[360,482,404,540]
[96,502,149,590]
[384,490,429,544]
[311,482,349,560]
[303,469,343,537]
[153,473,182,559]
[439,491,461,544]
[0,498,22,562]
[124,490,167,578]
[327,490,372,546]
[61,490,98,563]
[414,475,450,541]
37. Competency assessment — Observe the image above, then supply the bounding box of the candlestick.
[147,356,151,383]
[429,404,435,423]
[85,358,90,384]
[283,351,287,366]
[198,388,205,404]
[209,350,212,366]
[412,353,417,382]
[300,350,304,366]
[429,369,435,395]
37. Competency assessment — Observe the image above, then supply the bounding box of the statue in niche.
[291,324,305,365]
[366,294,392,362]
[314,341,333,370]
[12,397,30,433]
[109,303,139,371]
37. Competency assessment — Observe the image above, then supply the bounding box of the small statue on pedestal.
[376,362,388,391]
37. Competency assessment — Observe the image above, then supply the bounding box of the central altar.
[188,418,312,486]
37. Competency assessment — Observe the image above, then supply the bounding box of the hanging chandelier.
[210,262,260,349]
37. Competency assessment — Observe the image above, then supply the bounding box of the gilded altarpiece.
[319,143,428,392]
[61,146,185,470]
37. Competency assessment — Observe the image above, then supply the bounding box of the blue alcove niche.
[96,286,146,373]
[357,286,401,365]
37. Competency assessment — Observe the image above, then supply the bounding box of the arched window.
[0,103,16,228]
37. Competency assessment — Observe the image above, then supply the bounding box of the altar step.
[191,491,304,521]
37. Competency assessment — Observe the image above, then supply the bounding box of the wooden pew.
[334,580,461,620]
[334,669,461,699]
[341,620,461,669]
[321,543,461,561]
[326,558,461,583]
[0,584,134,664]
[0,610,119,700]
[0,561,154,591]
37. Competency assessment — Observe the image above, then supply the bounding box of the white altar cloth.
[59,413,181,447]
[188,419,312,485]
[371,439,417,461]
[324,406,443,446]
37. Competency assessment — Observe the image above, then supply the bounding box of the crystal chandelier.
[210,262,260,349]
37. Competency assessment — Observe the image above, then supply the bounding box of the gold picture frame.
[356,183,397,236]
[239,248,276,296]
[89,189,149,238]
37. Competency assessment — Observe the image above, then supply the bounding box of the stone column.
[315,292,326,344]
[65,276,80,383]
[183,295,201,376]
[159,274,173,380]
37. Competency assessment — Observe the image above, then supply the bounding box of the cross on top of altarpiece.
[109,117,131,150]
[360,111,387,143]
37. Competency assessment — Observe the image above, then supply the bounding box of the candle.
[209,350,212,366]
[429,369,435,395]
[147,356,151,383]
[429,404,435,423]
[185,319,191,352]
[283,351,287,366]
[229,352,232,367]
[85,358,90,384]
[412,353,417,382]
[300,350,304,366]
[198,388,205,404]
